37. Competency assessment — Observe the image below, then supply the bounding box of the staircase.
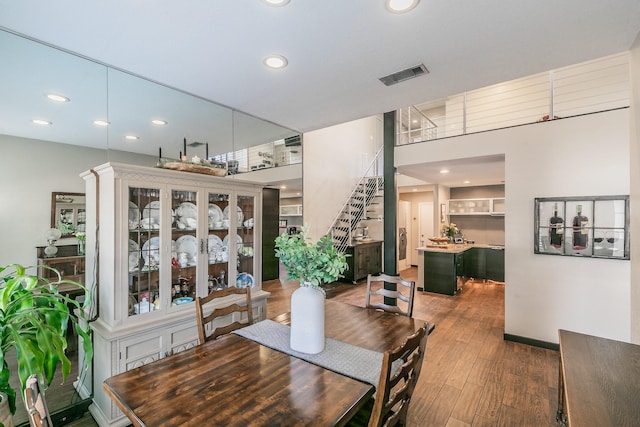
[328,147,384,253]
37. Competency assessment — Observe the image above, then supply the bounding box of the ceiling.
[1,0,639,189]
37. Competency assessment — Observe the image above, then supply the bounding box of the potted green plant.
[0,264,93,427]
[275,225,348,354]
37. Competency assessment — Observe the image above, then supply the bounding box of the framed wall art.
[534,196,629,260]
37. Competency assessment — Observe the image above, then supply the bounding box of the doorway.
[416,202,434,265]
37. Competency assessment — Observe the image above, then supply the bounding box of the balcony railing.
[211,136,302,175]
[397,52,630,145]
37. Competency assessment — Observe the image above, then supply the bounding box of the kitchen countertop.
[417,243,504,254]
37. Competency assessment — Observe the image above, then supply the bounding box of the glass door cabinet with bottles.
[81,163,268,426]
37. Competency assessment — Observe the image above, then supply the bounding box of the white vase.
[290,283,325,354]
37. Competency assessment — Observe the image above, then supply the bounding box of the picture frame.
[279,219,288,228]
[440,203,447,223]
[534,195,629,259]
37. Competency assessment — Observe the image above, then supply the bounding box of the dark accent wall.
[262,187,280,281]
[383,111,397,276]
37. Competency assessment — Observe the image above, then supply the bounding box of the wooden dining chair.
[365,273,416,317]
[348,322,434,427]
[24,375,53,427]
[195,286,253,344]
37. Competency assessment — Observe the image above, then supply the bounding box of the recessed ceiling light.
[152,119,168,125]
[386,0,420,13]
[261,0,290,6]
[93,120,110,126]
[280,185,287,189]
[264,55,288,69]
[125,135,140,140]
[440,169,449,174]
[463,180,471,184]
[46,93,70,103]
[32,119,52,125]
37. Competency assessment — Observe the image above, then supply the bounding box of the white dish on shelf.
[223,205,244,225]
[141,237,160,267]
[129,201,140,228]
[176,235,198,265]
[208,204,223,226]
[142,200,161,221]
[176,202,197,220]
[128,239,140,251]
[222,233,243,248]
[208,234,223,252]
[128,252,140,272]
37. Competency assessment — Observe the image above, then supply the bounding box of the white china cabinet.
[81,162,269,427]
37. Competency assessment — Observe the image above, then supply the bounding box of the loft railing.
[396,52,630,145]
[397,105,438,145]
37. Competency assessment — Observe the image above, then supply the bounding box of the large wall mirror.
[0,25,301,425]
[0,26,301,177]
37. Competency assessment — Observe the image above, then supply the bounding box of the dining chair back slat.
[196,286,253,343]
[365,273,416,317]
[24,375,53,427]
[368,322,434,427]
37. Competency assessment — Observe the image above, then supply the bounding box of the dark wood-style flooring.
[63,268,560,426]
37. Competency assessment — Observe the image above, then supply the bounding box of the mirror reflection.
[1,26,301,425]
[51,192,86,237]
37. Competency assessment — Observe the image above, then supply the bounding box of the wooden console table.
[557,329,640,426]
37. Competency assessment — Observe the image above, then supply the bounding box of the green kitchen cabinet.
[424,251,465,296]
[342,241,382,283]
[485,247,505,282]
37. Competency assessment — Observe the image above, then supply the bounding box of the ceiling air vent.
[379,64,429,86]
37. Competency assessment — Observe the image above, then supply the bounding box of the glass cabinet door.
[171,188,199,307]
[128,186,162,318]
[236,194,255,289]
[207,191,230,293]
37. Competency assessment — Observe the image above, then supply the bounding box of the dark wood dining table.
[103,300,428,426]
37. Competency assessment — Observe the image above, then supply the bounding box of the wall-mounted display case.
[534,196,629,259]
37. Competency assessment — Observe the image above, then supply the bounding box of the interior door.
[416,202,434,265]
[398,201,411,270]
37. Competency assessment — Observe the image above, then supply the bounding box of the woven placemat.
[234,320,383,387]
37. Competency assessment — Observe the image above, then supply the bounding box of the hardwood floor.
[62,268,560,426]
[309,269,561,427]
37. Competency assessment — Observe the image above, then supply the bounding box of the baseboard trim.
[504,333,559,351]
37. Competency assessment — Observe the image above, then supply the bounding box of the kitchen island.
[417,244,504,295]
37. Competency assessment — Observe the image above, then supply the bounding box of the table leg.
[556,354,567,426]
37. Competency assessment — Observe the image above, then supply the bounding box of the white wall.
[630,33,640,343]
[396,108,631,344]
[0,135,107,267]
[0,134,157,268]
[302,115,382,241]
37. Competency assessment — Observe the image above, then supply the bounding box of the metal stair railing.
[327,146,384,253]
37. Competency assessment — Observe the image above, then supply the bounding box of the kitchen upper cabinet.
[448,198,505,216]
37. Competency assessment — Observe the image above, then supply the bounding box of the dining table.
[103,299,429,426]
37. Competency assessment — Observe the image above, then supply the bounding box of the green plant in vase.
[0,264,93,425]
[274,224,348,288]
[274,224,348,354]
